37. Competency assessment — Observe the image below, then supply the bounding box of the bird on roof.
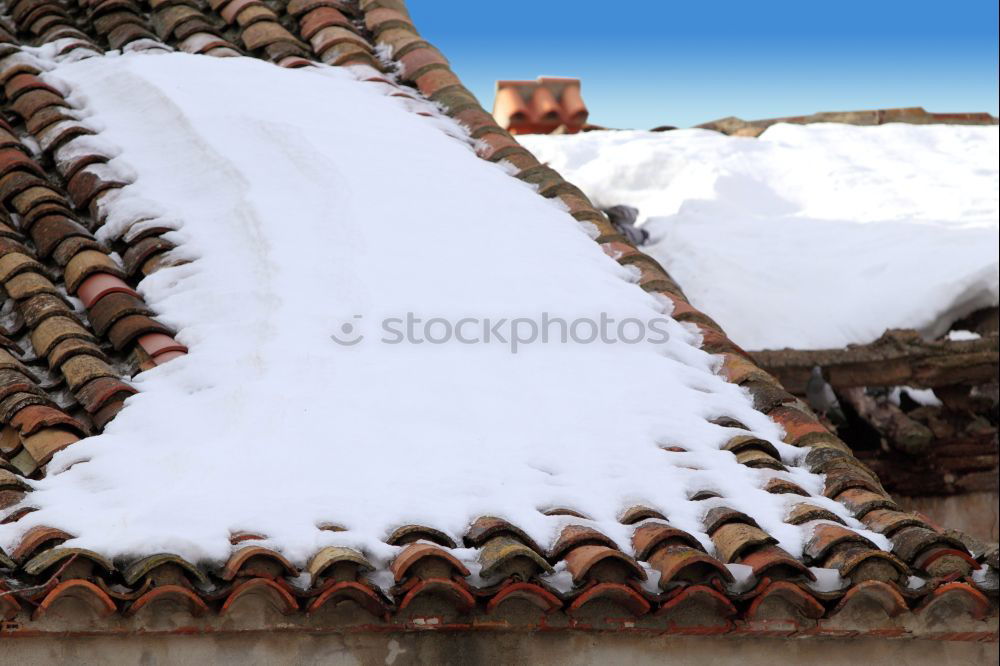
[603,205,649,246]
[806,365,845,425]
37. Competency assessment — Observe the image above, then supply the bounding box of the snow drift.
[521,125,1000,350]
[0,52,870,568]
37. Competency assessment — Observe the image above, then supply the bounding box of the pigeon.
[603,205,649,246]
[806,365,845,425]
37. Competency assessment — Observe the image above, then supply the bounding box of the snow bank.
[520,125,999,350]
[0,53,867,566]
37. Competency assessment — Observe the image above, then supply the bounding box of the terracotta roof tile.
[66,163,129,208]
[648,545,734,587]
[384,523,455,548]
[493,78,589,135]
[219,0,266,24]
[397,577,475,614]
[152,5,201,39]
[746,580,825,621]
[861,508,928,535]
[235,4,278,28]
[390,542,469,582]
[107,23,158,50]
[76,273,141,308]
[241,21,301,51]
[548,524,617,561]
[363,6,411,33]
[463,515,543,554]
[63,250,126,293]
[74,375,137,413]
[306,546,373,585]
[20,426,79,465]
[106,313,171,350]
[712,523,778,562]
[221,546,298,581]
[91,10,143,37]
[309,24,369,56]
[32,579,117,620]
[564,544,645,585]
[126,584,210,617]
[478,535,552,580]
[286,0,356,18]
[151,349,186,364]
[632,522,704,560]
[306,580,388,617]
[485,580,561,615]
[299,7,354,39]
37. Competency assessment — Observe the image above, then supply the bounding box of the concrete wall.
[1,632,997,666]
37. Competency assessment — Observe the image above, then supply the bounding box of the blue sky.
[407,1,1000,129]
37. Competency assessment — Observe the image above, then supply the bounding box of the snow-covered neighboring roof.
[0,0,994,638]
[520,125,1000,350]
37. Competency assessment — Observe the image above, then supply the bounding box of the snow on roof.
[0,0,992,635]
[519,125,1000,350]
[9,50,830,565]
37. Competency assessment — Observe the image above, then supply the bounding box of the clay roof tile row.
[0,20,187,482]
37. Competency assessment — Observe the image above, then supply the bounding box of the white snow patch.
[520,126,999,350]
[2,53,832,567]
[724,563,756,593]
[888,386,942,408]
[806,567,847,593]
[947,329,982,341]
[540,561,576,594]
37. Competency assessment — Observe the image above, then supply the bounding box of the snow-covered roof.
[520,124,1000,350]
[0,0,995,639]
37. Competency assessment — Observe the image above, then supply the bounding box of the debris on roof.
[696,107,999,137]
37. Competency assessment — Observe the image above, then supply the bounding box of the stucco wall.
[1,632,997,666]
[898,491,999,542]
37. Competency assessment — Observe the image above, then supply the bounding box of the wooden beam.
[751,329,998,394]
[839,387,933,455]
